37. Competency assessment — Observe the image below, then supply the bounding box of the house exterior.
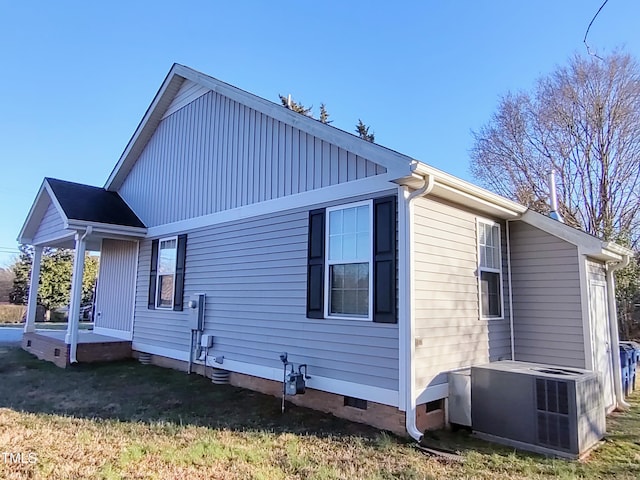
[18,64,632,438]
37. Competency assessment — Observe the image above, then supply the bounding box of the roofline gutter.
[606,253,631,411]
[402,173,435,442]
[410,162,526,217]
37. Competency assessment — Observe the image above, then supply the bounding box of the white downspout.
[506,220,515,360]
[606,254,631,410]
[403,174,435,442]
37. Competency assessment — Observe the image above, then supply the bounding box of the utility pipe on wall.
[606,254,631,410]
[402,173,434,442]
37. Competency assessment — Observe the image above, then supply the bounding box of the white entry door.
[589,281,615,410]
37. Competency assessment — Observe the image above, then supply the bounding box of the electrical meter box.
[188,293,205,331]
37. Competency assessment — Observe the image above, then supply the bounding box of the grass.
[0,346,639,479]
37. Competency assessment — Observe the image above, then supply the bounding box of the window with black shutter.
[148,234,187,311]
[306,196,396,323]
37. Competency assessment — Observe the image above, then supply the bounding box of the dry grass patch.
[0,305,25,323]
[1,346,639,479]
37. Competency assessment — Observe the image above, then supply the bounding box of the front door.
[589,281,615,410]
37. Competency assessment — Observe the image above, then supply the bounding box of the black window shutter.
[307,209,325,318]
[148,239,159,310]
[373,196,397,323]
[173,234,187,311]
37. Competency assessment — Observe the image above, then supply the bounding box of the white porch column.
[65,228,91,363]
[24,245,43,333]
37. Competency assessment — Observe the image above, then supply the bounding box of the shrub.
[0,305,26,323]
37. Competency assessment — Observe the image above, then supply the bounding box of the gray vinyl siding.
[162,79,209,119]
[119,90,386,227]
[94,239,138,333]
[509,221,585,368]
[32,201,67,244]
[132,199,399,391]
[412,196,512,389]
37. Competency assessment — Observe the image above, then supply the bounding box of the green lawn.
[0,346,639,479]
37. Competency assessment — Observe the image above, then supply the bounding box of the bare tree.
[471,52,640,248]
[471,52,640,337]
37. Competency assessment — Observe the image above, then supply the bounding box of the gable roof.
[104,63,417,192]
[103,63,530,220]
[18,178,146,245]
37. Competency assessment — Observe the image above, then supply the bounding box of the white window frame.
[156,236,178,310]
[324,200,374,321]
[477,219,504,320]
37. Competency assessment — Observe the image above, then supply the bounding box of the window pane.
[480,271,501,317]
[356,205,369,231]
[343,207,356,233]
[356,232,369,258]
[342,233,356,258]
[479,223,487,245]
[331,264,344,288]
[328,204,370,262]
[329,235,342,261]
[157,274,174,308]
[329,210,342,235]
[159,240,177,274]
[330,289,344,315]
[329,263,368,316]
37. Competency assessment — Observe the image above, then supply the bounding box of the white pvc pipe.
[606,255,631,410]
[403,174,434,442]
[506,220,516,360]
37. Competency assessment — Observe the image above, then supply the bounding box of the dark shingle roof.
[46,178,145,228]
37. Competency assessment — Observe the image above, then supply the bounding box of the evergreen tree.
[355,119,375,142]
[319,103,332,124]
[10,245,99,315]
[279,94,312,116]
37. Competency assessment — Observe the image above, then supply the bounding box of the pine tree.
[319,103,332,124]
[279,94,312,116]
[355,119,374,142]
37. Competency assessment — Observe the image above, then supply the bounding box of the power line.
[583,0,609,60]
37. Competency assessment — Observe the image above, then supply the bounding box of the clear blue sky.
[1,1,639,267]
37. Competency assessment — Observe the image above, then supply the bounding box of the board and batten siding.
[132,202,399,392]
[118,89,386,227]
[32,200,67,244]
[94,239,138,336]
[412,196,512,389]
[509,221,585,368]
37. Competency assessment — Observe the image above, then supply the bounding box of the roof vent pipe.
[548,169,564,223]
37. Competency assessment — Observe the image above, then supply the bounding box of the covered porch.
[18,178,147,367]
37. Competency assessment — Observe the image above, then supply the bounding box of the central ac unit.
[471,361,605,458]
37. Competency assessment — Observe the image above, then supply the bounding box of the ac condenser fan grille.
[536,378,571,450]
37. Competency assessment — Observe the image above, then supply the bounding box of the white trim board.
[93,326,133,341]
[416,383,449,405]
[147,174,397,238]
[131,342,399,407]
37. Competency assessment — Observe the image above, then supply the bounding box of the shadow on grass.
[0,346,393,442]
